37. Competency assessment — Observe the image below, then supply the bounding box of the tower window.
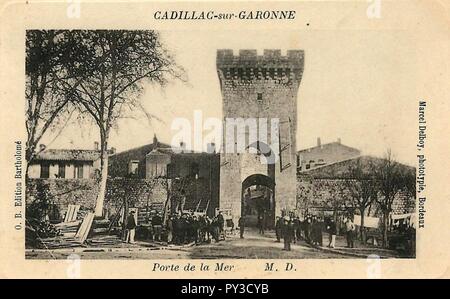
[190,162,199,178]
[128,160,139,175]
[40,163,50,178]
[75,163,84,179]
[58,163,66,178]
[257,93,263,104]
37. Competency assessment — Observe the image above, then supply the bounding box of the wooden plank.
[75,212,95,243]
[55,220,81,228]
[76,212,94,241]
[67,205,75,222]
[69,205,80,222]
[64,205,75,222]
[64,204,80,222]
[61,232,77,238]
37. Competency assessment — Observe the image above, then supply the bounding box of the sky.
[41,29,418,166]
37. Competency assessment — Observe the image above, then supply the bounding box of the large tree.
[343,158,378,243]
[372,150,416,247]
[65,30,185,216]
[25,30,81,176]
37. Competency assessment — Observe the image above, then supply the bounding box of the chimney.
[153,134,158,148]
[94,141,99,151]
[207,142,216,154]
[39,144,46,152]
[179,141,186,153]
[337,138,341,144]
[317,137,321,148]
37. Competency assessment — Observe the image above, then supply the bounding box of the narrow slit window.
[257,93,263,104]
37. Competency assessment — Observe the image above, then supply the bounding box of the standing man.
[238,216,246,239]
[191,215,200,244]
[217,211,225,239]
[125,210,137,244]
[275,216,283,242]
[345,217,356,248]
[293,216,301,243]
[305,216,312,243]
[257,212,265,235]
[316,217,324,246]
[166,215,174,244]
[180,214,188,244]
[311,216,318,245]
[173,214,181,244]
[211,216,220,242]
[152,212,163,242]
[327,217,337,248]
[282,217,293,251]
[198,215,207,243]
[205,216,212,243]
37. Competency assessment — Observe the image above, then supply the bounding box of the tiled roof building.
[28,145,103,179]
[297,138,361,173]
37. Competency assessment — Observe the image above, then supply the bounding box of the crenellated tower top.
[216,49,304,85]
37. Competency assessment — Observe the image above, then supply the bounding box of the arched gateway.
[240,141,276,227]
[241,173,275,228]
[216,49,304,226]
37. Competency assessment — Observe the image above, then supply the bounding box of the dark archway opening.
[241,174,275,229]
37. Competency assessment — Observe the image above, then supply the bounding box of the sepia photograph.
[24,29,417,260]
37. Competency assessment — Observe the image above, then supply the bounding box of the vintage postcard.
[0,0,449,279]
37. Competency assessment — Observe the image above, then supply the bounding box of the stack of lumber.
[39,212,95,249]
[39,237,83,249]
[86,235,122,247]
[54,220,81,238]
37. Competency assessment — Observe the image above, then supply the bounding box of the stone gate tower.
[216,49,304,223]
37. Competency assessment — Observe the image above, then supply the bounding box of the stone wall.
[26,178,169,221]
[296,175,416,217]
[26,178,98,206]
[104,178,169,218]
[296,176,352,212]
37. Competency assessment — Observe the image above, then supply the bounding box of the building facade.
[297,138,361,173]
[108,136,220,216]
[28,147,101,179]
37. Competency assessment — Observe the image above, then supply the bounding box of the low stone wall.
[296,175,416,216]
[26,178,169,221]
[26,179,99,221]
[105,178,169,219]
[297,176,352,212]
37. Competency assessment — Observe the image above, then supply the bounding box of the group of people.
[124,209,227,245]
[271,214,356,251]
[124,210,164,244]
[123,208,357,250]
[274,215,325,250]
[166,211,226,245]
